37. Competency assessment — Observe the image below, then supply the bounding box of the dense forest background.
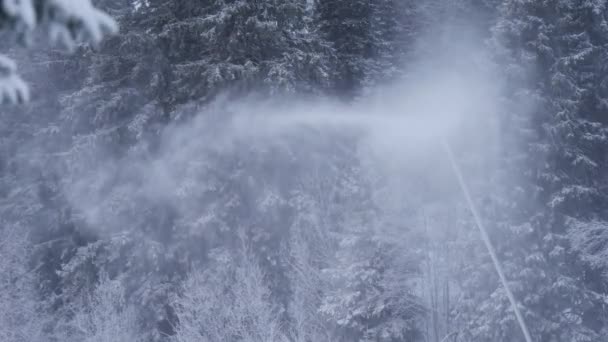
[2,0,608,341]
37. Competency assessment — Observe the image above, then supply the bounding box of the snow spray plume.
[49,5,534,342]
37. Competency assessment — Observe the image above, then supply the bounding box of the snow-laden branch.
[44,0,119,51]
[0,0,118,104]
[0,54,29,103]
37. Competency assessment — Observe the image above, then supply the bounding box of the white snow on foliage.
[1,0,36,29]
[47,0,119,50]
[0,54,29,104]
[0,0,118,104]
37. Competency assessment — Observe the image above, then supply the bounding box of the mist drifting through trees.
[1,0,608,341]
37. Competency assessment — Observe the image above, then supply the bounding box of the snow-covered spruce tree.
[57,273,140,342]
[0,35,112,342]
[134,0,331,108]
[172,246,285,342]
[452,1,608,341]
[59,1,168,149]
[314,0,415,97]
[0,3,170,339]
[283,187,335,342]
[0,0,117,103]
[58,0,333,163]
[0,224,46,342]
[318,157,424,342]
[365,0,416,90]
[314,0,373,97]
[526,0,608,284]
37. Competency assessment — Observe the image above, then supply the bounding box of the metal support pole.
[442,139,533,342]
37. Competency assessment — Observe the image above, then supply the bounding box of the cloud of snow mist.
[47,14,521,336]
[61,14,508,254]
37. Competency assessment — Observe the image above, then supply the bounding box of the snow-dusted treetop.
[0,0,118,104]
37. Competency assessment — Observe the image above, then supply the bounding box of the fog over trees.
[1,1,608,341]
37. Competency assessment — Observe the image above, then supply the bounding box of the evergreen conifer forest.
[2,1,608,341]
